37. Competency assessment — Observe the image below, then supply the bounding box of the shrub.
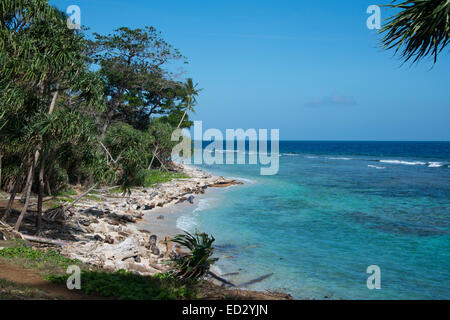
[171,231,218,281]
[48,270,197,300]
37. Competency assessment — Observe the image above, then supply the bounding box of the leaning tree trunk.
[147,145,159,170]
[177,95,191,129]
[14,149,39,231]
[0,153,3,190]
[15,88,58,232]
[36,151,48,234]
[2,158,26,222]
[45,180,52,196]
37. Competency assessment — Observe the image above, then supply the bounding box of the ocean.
[176,141,450,299]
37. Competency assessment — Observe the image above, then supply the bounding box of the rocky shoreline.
[50,163,243,276]
[1,164,294,299]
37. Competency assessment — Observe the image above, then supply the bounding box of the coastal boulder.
[148,235,160,255]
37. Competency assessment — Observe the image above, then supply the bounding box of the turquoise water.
[177,141,450,299]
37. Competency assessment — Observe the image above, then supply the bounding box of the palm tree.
[177,78,201,129]
[379,0,450,64]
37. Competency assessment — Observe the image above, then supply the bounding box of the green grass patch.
[143,170,190,187]
[56,197,74,203]
[0,242,198,300]
[48,270,197,300]
[0,243,82,276]
[107,186,123,194]
[46,201,62,209]
[54,187,77,197]
[84,195,103,202]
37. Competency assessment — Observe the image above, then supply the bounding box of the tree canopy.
[0,0,200,232]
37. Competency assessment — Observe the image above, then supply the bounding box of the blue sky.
[51,0,450,141]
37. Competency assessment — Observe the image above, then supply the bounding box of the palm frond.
[379,0,450,64]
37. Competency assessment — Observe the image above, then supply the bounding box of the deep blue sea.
[177,141,450,299]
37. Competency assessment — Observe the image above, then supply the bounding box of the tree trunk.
[36,151,48,234]
[46,179,52,195]
[48,87,59,114]
[14,88,58,231]
[64,183,98,211]
[153,152,169,172]
[14,149,39,231]
[0,153,3,190]
[2,158,25,222]
[177,96,191,129]
[147,145,159,170]
[98,109,115,140]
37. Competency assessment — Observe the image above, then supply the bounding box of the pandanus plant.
[379,0,450,64]
[171,231,218,281]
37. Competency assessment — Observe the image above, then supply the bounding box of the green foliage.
[54,187,77,197]
[48,270,197,300]
[380,0,450,64]
[171,231,218,281]
[0,0,200,199]
[0,245,80,274]
[89,26,188,135]
[142,170,189,187]
[143,170,190,186]
[0,243,197,300]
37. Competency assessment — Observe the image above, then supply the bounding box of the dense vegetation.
[0,0,199,233]
[0,242,197,299]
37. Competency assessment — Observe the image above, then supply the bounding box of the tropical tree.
[89,27,186,137]
[0,1,200,235]
[177,78,201,129]
[0,0,103,232]
[380,0,450,64]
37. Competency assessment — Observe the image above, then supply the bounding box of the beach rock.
[148,235,160,255]
[151,246,160,256]
[79,219,91,227]
[188,195,195,204]
[143,204,154,210]
[110,212,136,223]
[84,207,105,217]
[208,180,243,188]
[91,223,109,234]
[105,235,114,244]
[176,197,187,204]
[94,234,104,242]
[157,215,164,220]
[107,220,119,226]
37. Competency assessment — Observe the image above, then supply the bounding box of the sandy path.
[0,262,102,300]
